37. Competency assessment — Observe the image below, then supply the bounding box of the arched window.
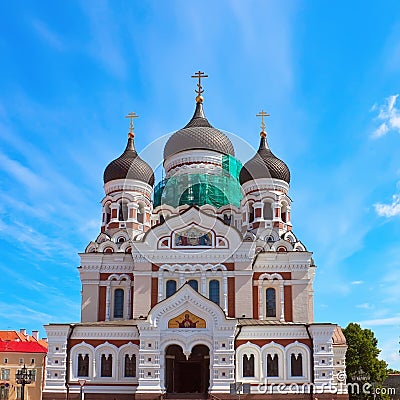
[291,353,303,377]
[243,354,255,377]
[77,354,89,377]
[137,203,145,224]
[267,354,278,377]
[113,289,124,318]
[188,280,198,291]
[101,354,112,377]
[119,202,129,221]
[263,202,273,220]
[209,280,220,305]
[166,280,177,298]
[223,214,232,225]
[281,204,288,223]
[266,288,276,317]
[105,203,111,224]
[249,203,255,222]
[124,354,136,377]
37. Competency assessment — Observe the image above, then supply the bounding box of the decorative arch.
[95,342,118,380]
[258,228,279,243]
[256,274,285,321]
[258,273,283,282]
[95,233,111,244]
[85,242,97,253]
[98,240,118,253]
[117,342,139,381]
[119,241,133,253]
[285,341,310,381]
[111,230,130,243]
[70,342,95,380]
[161,336,214,373]
[105,274,132,321]
[261,342,285,380]
[294,242,306,252]
[236,342,261,381]
[271,239,294,252]
[282,231,297,244]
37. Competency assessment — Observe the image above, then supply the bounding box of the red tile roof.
[0,331,26,341]
[0,341,47,353]
[332,325,347,345]
[0,330,48,353]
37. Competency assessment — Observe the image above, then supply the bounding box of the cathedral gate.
[165,344,210,395]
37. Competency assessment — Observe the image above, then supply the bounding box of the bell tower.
[101,113,154,240]
[239,111,292,238]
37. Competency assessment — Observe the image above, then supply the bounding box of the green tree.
[343,323,388,399]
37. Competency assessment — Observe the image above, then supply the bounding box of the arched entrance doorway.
[165,344,210,395]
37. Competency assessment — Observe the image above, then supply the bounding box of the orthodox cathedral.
[43,73,348,400]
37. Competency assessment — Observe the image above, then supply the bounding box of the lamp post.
[78,379,86,400]
[15,364,33,400]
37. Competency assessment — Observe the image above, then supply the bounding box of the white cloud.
[356,303,371,309]
[0,152,46,192]
[359,315,400,326]
[373,122,389,138]
[351,280,364,285]
[374,194,400,217]
[31,19,64,50]
[372,94,400,138]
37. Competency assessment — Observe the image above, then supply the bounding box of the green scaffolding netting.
[154,155,243,209]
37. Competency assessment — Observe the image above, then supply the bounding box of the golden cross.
[256,110,270,135]
[125,112,139,137]
[191,70,208,100]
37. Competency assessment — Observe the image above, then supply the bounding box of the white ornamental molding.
[238,326,309,340]
[71,327,139,340]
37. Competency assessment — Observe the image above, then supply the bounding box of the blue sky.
[0,1,399,369]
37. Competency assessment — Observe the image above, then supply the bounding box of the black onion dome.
[104,137,155,186]
[163,102,235,159]
[239,136,290,184]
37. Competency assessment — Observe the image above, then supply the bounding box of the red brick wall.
[228,277,235,317]
[284,285,293,322]
[252,285,258,318]
[151,278,158,307]
[98,286,106,321]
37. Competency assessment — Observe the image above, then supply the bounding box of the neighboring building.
[43,74,348,399]
[383,374,400,400]
[0,329,47,400]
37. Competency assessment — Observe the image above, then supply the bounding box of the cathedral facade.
[43,74,348,400]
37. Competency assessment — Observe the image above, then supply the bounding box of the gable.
[142,206,242,251]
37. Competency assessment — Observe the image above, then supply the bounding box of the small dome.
[104,137,155,186]
[240,136,290,184]
[164,102,235,160]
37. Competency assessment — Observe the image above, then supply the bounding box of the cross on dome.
[256,110,270,138]
[191,70,208,103]
[125,112,139,138]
